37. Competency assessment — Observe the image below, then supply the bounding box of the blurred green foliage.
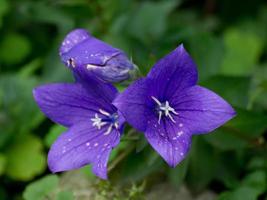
[1,0,267,199]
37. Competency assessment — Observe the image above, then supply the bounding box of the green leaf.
[0,0,9,28]
[221,28,263,76]
[187,138,217,192]
[0,74,44,147]
[241,170,266,193]
[117,147,163,183]
[204,128,248,151]
[42,47,73,82]
[126,0,178,43]
[0,33,31,65]
[218,187,260,200]
[214,152,242,189]
[249,64,267,109]
[23,175,59,200]
[226,108,267,138]
[168,157,189,188]
[79,165,95,179]
[135,134,148,153]
[218,171,266,200]
[201,76,250,108]
[19,59,43,77]
[0,154,6,175]
[189,33,224,82]
[247,157,267,171]
[22,1,74,33]
[56,191,74,200]
[45,124,67,148]
[204,108,267,150]
[5,134,46,181]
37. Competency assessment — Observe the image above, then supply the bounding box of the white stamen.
[91,109,119,135]
[104,125,113,135]
[158,111,162,124]
[114,122,119,129]
[168,114,176,123]
[151,96,178,124]
[99,109,111,116]
[151,96,161,106]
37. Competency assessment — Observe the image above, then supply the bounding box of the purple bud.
[59,29,135,82]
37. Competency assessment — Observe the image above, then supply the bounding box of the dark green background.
[1,0,267,199]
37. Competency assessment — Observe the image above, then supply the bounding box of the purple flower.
[33,74,124,179]
[59,29,135,83]
[113,45,236,167]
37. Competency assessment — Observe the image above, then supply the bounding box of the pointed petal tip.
[222,103,237,122]
[32,87,37,99]
[164,154,185,168]
[69,28,90,35]
[47,161,59,174]
[32,86,44,104]
[178,43,184,49]
[92,164,108,180]
[176,43,187,54]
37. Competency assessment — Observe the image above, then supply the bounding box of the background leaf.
[221,28,264,76]
[23,175,59,200]
[5,134,46,181]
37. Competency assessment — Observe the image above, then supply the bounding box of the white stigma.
[91,109,119,134]
[151,96,178,124]
[91,113,107,129]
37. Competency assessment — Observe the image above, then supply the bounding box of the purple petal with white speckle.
[59,28,135,82]
[48,122,120,179]
[33,82,117,127]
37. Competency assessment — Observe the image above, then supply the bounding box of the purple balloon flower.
[113,45,236,167]
[33,74,124,179]
[59,29,135,83]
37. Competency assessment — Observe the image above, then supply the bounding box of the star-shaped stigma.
[151,96,178,124]
[91,109,119,135]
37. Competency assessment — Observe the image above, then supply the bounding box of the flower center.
[91,109,119,135]
[151,96,178,124]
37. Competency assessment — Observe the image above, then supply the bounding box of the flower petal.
[33,83,116,127]
[48,122,120,179]
[113,78,151,132]
[59,29,91,55]
[60,30,122,68]
[145,115,191,167]
[60,29,134,82]
[74,72,118,107]
[171,85,236,134]
[147,44,198,100]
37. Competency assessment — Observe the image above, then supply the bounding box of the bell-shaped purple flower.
[33,74,124,179]
[59,29,135,83]
[114,45,236,167]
